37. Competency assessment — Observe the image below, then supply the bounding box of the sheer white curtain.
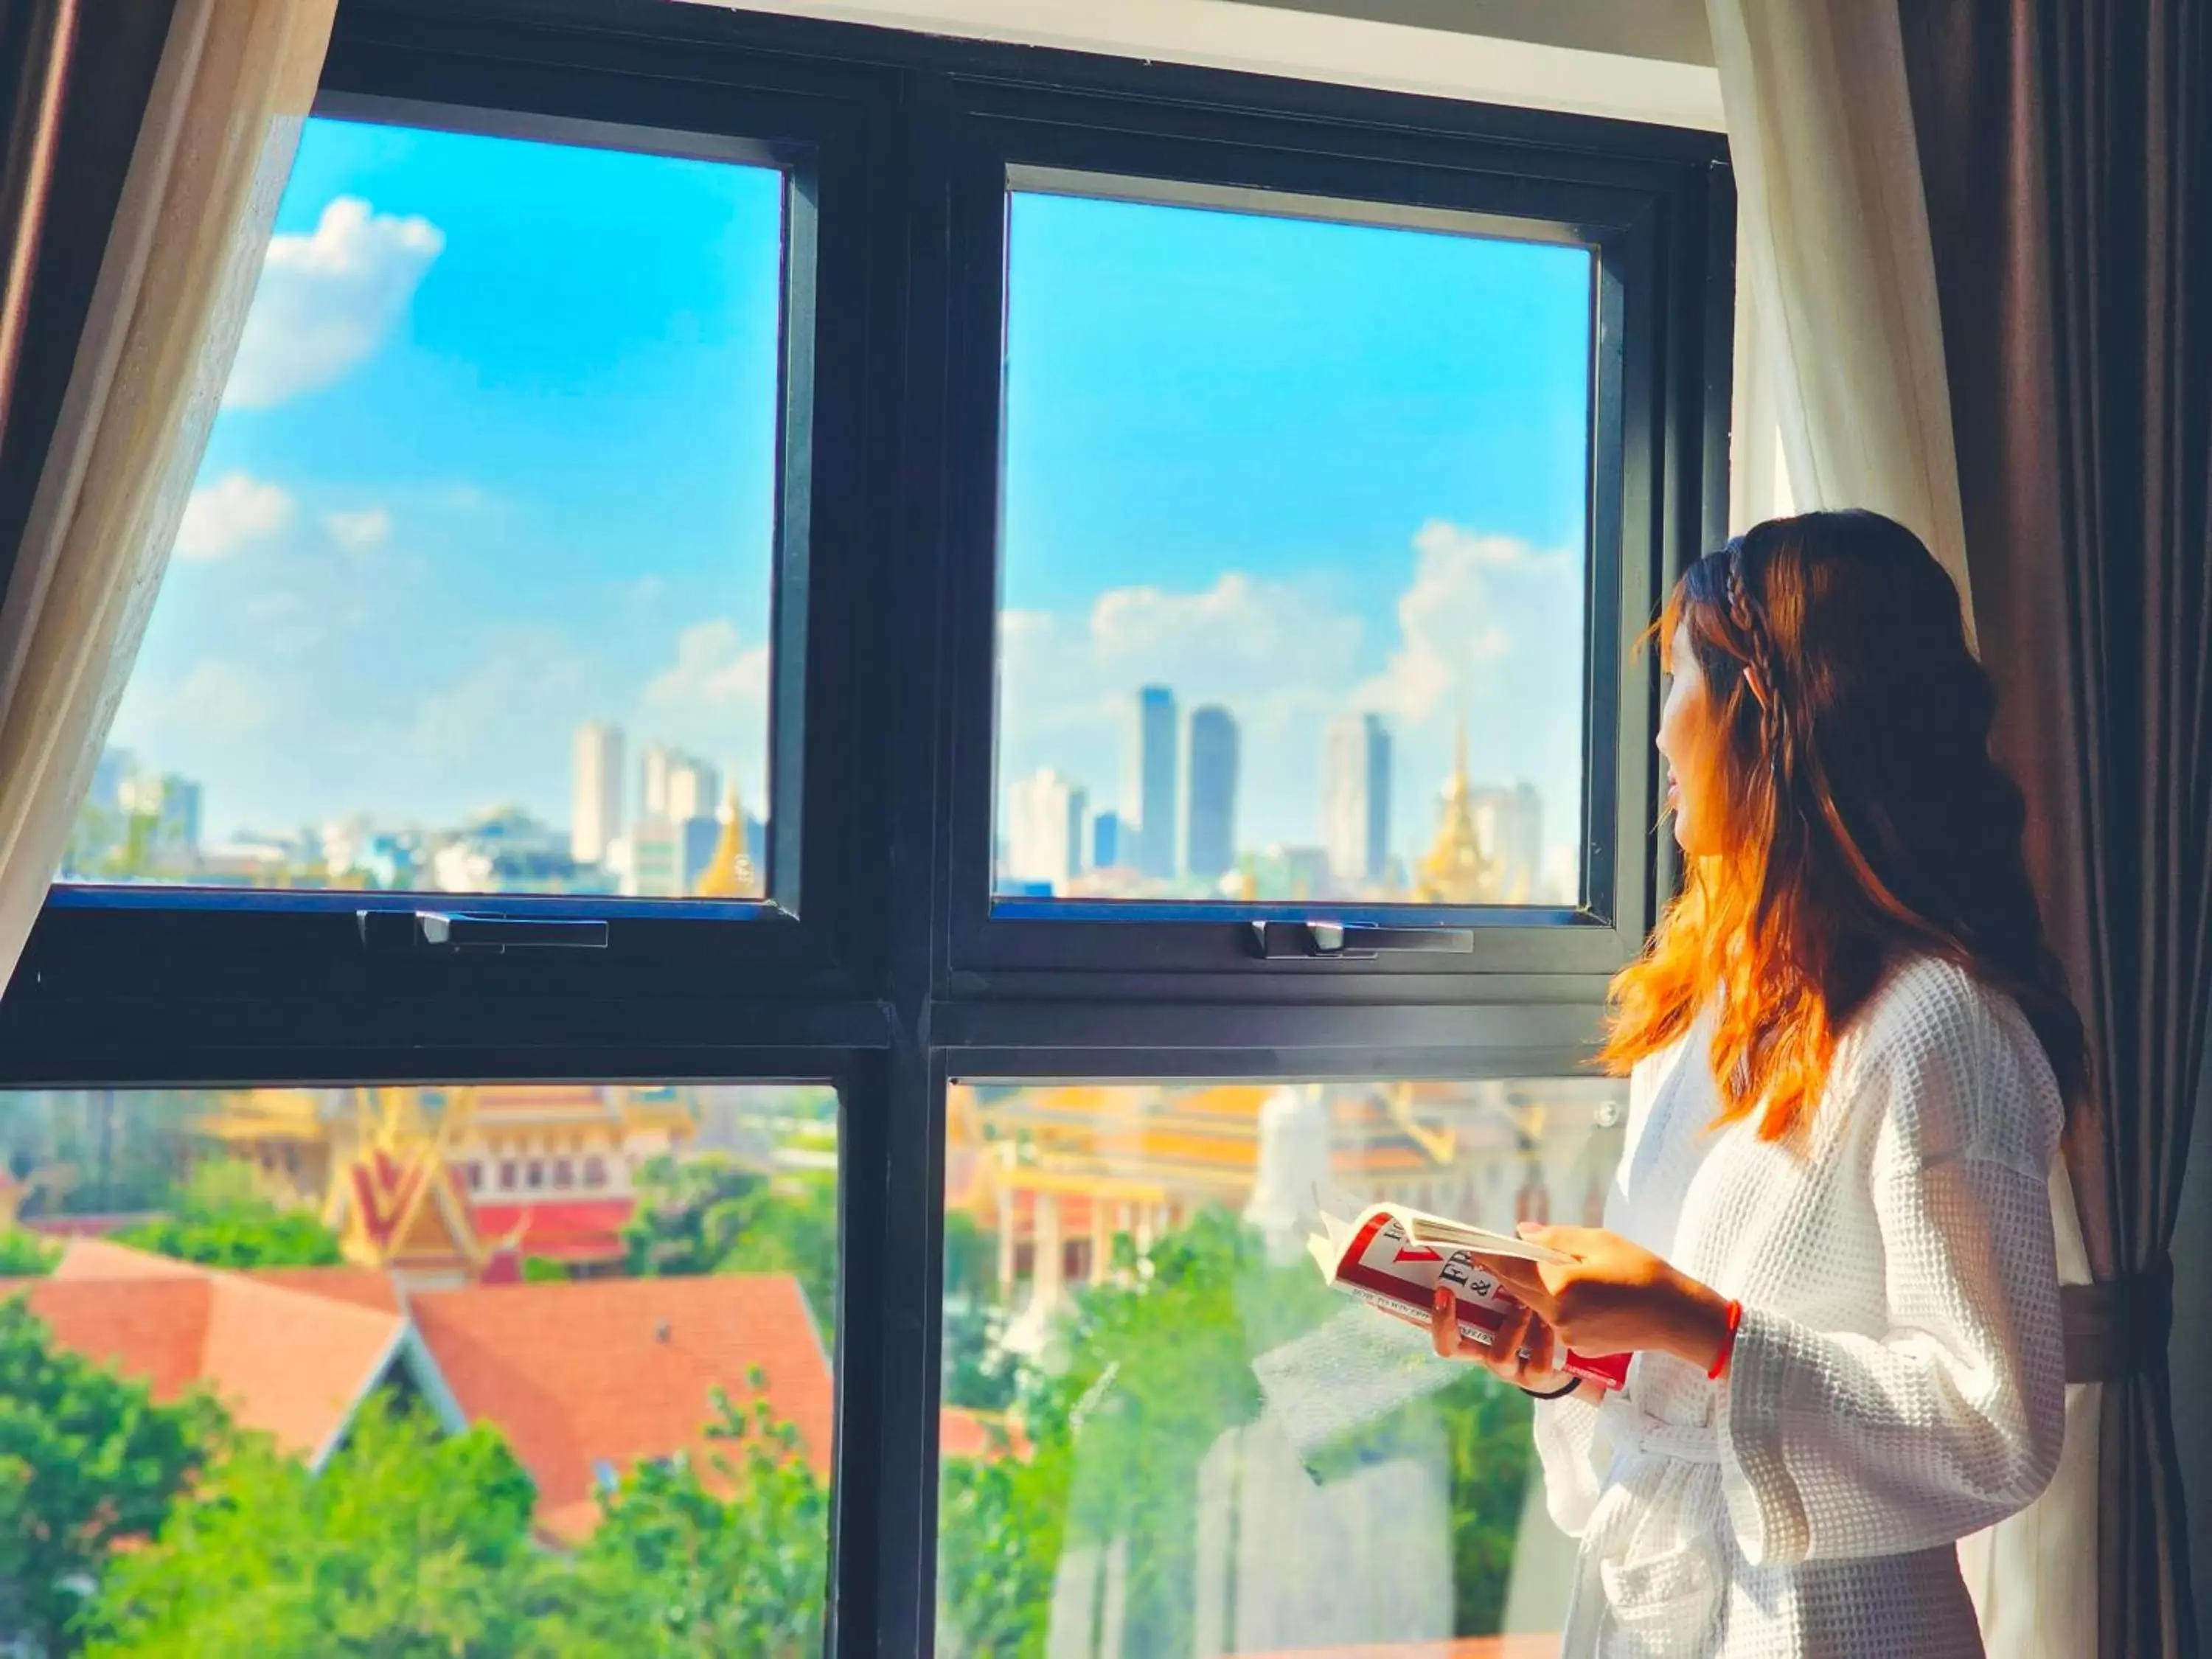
[1708,4,2096,1654]
[0,0,333,992]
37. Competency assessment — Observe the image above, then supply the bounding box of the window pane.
[64,117,784,897]
[936,1075,1627,1655]
[994,184,1593,908]
[0,1081,838,1649]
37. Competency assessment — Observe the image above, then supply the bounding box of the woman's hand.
[1472,1222,1734,1371]
[1429,1281,1582,1393]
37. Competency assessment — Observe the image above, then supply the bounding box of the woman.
[1433,509,2079,1656]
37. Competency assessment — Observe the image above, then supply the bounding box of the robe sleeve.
[1531,1388,1615,1537]
[1714,970,2067,1566]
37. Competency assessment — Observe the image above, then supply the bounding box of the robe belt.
[1610,1402,1723,1466]
[2061,1253,2171,1382]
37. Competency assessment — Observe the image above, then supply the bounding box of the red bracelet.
[1708,1298,1744,1381]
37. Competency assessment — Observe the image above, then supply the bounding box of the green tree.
[0,1228,58,1276]
[111,1161,341,1270]
[554,1376,830,1658]
[935,1209,1545,1656]
[0,1296,224,1658]
[624,1155,838,1340]
[83,1397,553,1658]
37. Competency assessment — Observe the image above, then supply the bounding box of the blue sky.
[114,116,1593,873]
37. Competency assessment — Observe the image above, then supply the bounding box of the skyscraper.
[1182,705,1239,881]
[1321,712,1391,885]
[1004,768,1088,887]
[664,754,720,824]
[571,723,625,867]
[1091,810,1121,871]
[1126,686,1179,880]
[640,744,671,818]
[1469,782,1543,902]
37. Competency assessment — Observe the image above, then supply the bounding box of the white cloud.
[1354,521,1583,724]
[645,618,772,711]
[405,627,593,773]
[223,197,445,409]
[175,473,294,560]
[324,507,391,549]
[992,528,1589,863]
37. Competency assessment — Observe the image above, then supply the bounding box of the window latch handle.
[356,911,611,954]
[1248,920,1475,960]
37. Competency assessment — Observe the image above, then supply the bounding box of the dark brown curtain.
[1899,2,2212,1656]
[0,0,175,598]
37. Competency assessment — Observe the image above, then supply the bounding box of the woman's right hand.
[1430,1281,1579,1394]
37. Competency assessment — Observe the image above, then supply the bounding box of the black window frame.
[0,3,1733,1656]
[936,83,1681,990]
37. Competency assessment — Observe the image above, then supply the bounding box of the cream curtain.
[1708,0,1970,625]
[1707,3,2096,1655]
[0,0,333,992]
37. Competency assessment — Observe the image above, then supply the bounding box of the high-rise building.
[1469,782,1543,903]
[117,772,202,864]
[1321,713,1391,885]
[625,813,720,898]
[1004,768,1088,887]
[664,754,720,824]
[88,748,131,816]
[571,723,625,867]
[1182,705,1239,880]
[1125,686,1179,880]
[640,744,671,818]
[1091,810,1121,871]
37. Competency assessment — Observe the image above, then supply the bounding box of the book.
[1307,1201,1631,1391]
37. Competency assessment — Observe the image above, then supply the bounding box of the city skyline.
[100,121,1593,868]
[995,684,1571,905]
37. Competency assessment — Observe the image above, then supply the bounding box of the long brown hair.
[1602,509,2086,1138]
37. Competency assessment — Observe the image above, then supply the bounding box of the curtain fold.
[0,0,335,992]
[1899,3,2212,1657]
[1704,0,1970,616]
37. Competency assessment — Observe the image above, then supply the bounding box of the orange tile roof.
[18,1242,403,1462]
[408,1273,834,1540]
[244,1266,402,1313]
[939,1406,1029,1462]
[15,1242,841,1544]
[10,1275,213,1400]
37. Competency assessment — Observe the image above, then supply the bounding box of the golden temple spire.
[693,780,759,899]
[1411,709,1498,903]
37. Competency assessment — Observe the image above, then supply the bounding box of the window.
[937,1076,1627,1655]
[64,120,785,903]
[994,184,1593,911]
[0,1081,841,1649]
[938,94,1683,988]
[1,5,1729,1655]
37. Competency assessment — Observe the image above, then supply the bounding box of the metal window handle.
[1249,920,1475,960]
[357,911,611,953]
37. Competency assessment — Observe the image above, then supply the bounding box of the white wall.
[695,0,1724,131]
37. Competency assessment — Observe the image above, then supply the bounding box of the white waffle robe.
[1534,956,2067,1657]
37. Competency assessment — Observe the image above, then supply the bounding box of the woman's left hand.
[1475,1223,1734,1371]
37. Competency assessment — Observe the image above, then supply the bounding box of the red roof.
[16,1242,404,1461]
[471,1200,635,1262]
[408,1273,832,1542]
[939,1405,1029,1462]
[7,1242,839,1544]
